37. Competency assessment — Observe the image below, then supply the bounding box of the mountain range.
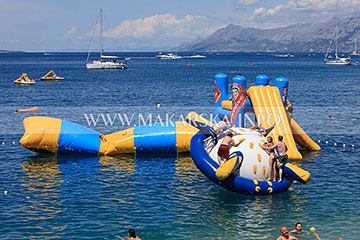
[173,16,360,53]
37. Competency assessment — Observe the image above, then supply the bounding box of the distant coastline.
[0,50,25,53]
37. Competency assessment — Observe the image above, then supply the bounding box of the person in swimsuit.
[204,120,231,152]
[290,222,305,235]
[285,99,293,115]
[217,132,243,166]
[271,135,288,182]
[116,229,142,240]
[277,227,298,240]
[263,136,277,181]
[290,222,322,240]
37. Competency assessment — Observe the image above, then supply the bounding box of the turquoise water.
[0,52,359,239]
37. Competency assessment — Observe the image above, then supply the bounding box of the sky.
[1,0,360,51]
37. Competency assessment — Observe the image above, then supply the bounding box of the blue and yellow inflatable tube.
[20,116,198,155]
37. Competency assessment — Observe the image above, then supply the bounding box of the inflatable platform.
[19,73,319,195]
[187,113,310,195]
[20,116,198,155]
[213,73,320,160]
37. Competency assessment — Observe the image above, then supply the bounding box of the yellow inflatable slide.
[247,86,320,160]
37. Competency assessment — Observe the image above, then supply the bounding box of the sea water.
[0,52,359,239]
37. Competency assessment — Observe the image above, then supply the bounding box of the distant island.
[172,16,360,53]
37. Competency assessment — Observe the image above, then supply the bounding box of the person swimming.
[290,222,305,235]
[328,115,359,120]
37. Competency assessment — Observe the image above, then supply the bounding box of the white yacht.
[155,53,182,59]
[86,9,127,70]
[324,26,351,65]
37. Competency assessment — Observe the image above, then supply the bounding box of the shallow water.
[0,52,359,239]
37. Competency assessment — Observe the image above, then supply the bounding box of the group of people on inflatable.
[203,83,289,182]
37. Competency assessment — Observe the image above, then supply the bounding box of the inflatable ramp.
[247,86,302,160]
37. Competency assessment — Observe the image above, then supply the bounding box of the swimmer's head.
[295,222,302,231]
[278,135,283,141]
[267,136,273,143]
[128,229,136,238]
[227,132,234,137]
[280,227,289,237]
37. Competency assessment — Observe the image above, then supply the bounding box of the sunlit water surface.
[0,52,359,239]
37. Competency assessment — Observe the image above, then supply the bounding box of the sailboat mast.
[335,25,338,58]
[100,9,103,58]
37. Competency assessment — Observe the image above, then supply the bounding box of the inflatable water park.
[19,73,320,195]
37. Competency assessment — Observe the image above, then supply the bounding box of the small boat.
[274,53,294,58]
[14,73,36,85]
[324,26,351,65]
[190,54,206,58]
[86,9,128,70]
[40,70,64,81]
[182,64,194,67]
[155,53,182,59]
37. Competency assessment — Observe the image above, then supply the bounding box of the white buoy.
[325,141,328,144]
[1,142,5,145]
[318,140,321,143]
[352,144,355,147]
[26,196,30,199]
[334,143,337,146]
[343,144,346,147]
[12,141,16,144]
[4,190,8,195]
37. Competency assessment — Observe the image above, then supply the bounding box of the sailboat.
[86,9,127,70]
[324,26,351,65]
[351,39,360,56]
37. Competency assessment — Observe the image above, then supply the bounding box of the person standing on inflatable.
[263,136,277,181]
[271,135,288,182]
[217,132,243,166]
[283,86,293,115]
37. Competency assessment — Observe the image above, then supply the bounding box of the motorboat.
[274,53,294,58]
[155,53,182,59]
